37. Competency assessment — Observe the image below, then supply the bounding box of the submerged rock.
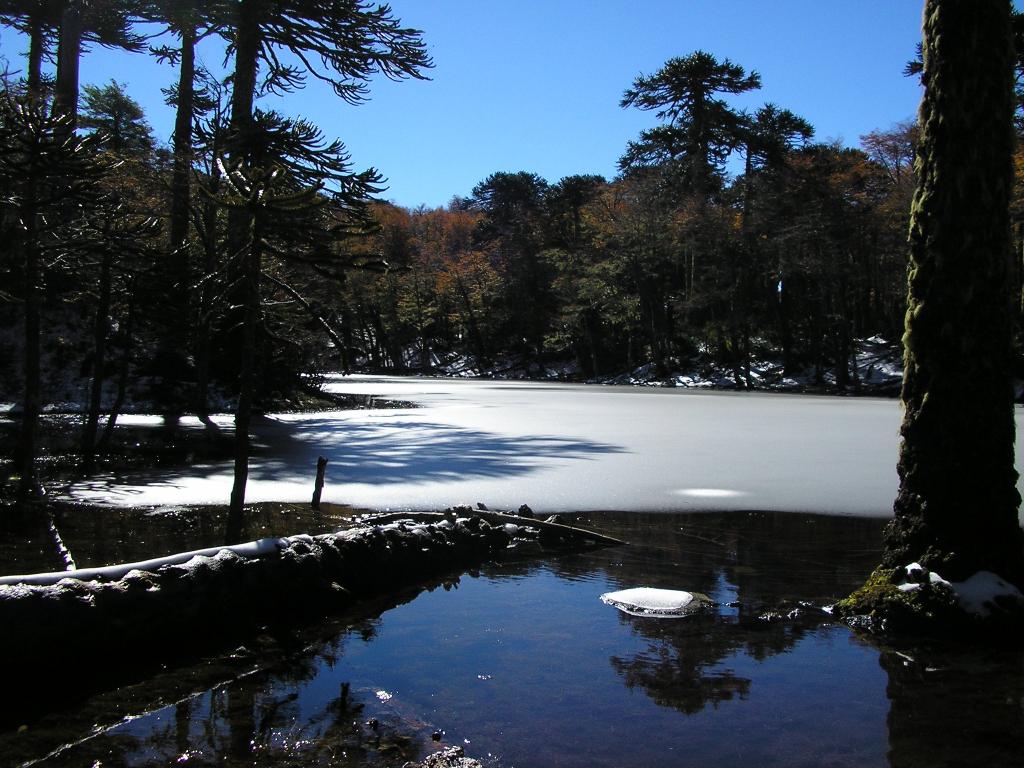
[404,745,483,768]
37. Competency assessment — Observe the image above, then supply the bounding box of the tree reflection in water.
[138,614,437,767]
[2,593,440,767]
[611,618,753,714]
[880,643,1024,768]
[595,512,884,719]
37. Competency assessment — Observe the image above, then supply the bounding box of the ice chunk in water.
[600,587,699,618]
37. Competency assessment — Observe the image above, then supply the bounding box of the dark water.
[3,512,1023,768]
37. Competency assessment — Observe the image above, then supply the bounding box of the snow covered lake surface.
[66,374,1024,520]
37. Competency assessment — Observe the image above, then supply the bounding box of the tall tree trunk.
[99,281,136,448]
[456,279,487,369]
[157,10,198,428]
[227,224,260,543]
[587,314,599,377]
[195,147,223,431]
[16,198,42,499]
[777,280,795,375]
[169,19,197,256]
[340,306,353,373]
[420,335,430,372]
[26,14,45,104]
[52,0,82,129]
[835,314,851,392]
[225,0,263,540]
[81,249,112,472]
[742,326,753,389]
[885,0,1024,584]
[228,0,260,157]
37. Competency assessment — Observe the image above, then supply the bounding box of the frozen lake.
[66,375,1024,518]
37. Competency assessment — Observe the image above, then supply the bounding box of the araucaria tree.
[884,0,1024,585]
[0,96,107,497]
[220,0,431,529]
[619,51,761,198]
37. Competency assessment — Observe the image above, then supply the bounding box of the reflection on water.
[3,512,1022,767]
[881,642,1024,768]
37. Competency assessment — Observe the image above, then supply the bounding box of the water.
[4,511,1022,767]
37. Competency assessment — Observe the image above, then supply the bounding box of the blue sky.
[0,1,924,209]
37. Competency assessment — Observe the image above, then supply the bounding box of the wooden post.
[312,456,328,510]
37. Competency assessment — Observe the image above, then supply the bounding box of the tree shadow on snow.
[65,412,628,500]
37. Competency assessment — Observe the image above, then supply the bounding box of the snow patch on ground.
[896,562,951,593]
[673,488,748,499]
[896,562,1024,618]
[952,571,1024,617]
[430,339,902,391]
[599,336,906,392]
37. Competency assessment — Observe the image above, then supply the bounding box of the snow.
[600,587,699,617]
[59,375,1024,521]
[952,571,1024,617]
[596,336,905,391]
[0,536,286,587]
[893,563,1024,618]
[897,562,953,593]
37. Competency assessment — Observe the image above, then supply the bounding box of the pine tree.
[215,0,431,528]
[619,51,760,199]
[0,0,143,105]
[0,95,105,497]
[79,79,155,155]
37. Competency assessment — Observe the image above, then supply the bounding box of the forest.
[1,3,1023,503]
[1,5,1024,764]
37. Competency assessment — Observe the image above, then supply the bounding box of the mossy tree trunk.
[884,0,1024,584]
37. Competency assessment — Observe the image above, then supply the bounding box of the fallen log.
[0,537,285,587]
[354,509,627,548]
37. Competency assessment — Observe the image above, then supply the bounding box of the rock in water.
[600,587,701,618]
[405,745,483,768]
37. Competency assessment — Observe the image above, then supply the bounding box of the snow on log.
[896,563,1024,618]
[0,537,287,587]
